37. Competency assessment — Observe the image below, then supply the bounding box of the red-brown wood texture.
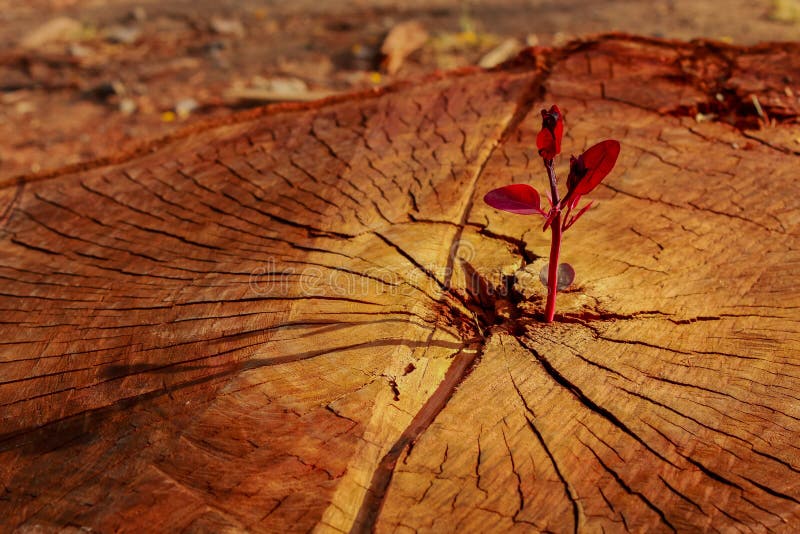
[2,35,800,533]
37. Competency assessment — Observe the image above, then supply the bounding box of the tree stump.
[2,35,800,532]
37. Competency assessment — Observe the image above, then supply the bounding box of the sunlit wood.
[2,36,799,532]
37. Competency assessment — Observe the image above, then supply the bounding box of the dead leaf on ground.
[380,20,428,75]
[478,38,523,68]
[20,17,83,49]
[210,16,246,38]
[225,87,337,102]
[103,25,142,44]
[226,77,335,102]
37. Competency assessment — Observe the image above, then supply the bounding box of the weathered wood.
[2,35,800,532]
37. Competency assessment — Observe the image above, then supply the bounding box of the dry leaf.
[20,17,83,49]
[381,20,428,75]
[225,87,335,103]
[211,16,246,38]
[103,25,141,45]
[478,38,523,68]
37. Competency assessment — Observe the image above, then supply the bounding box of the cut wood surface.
[2,35,800,533]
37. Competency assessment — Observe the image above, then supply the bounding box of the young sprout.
[484,105,620,322]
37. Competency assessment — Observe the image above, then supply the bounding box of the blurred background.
[1,0,799,180]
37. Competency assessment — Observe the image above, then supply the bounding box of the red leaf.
[484,184,546,216]
[573,140,620,196]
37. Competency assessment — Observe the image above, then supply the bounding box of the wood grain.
[1,35,800,533]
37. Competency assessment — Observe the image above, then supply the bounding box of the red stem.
[544,160,561,323]
[545,214,562,322]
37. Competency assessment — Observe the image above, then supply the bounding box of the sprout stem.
[544,160,561,323]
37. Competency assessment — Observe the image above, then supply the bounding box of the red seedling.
[484,105,620,322]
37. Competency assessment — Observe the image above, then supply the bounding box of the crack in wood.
[350,343,483,533]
